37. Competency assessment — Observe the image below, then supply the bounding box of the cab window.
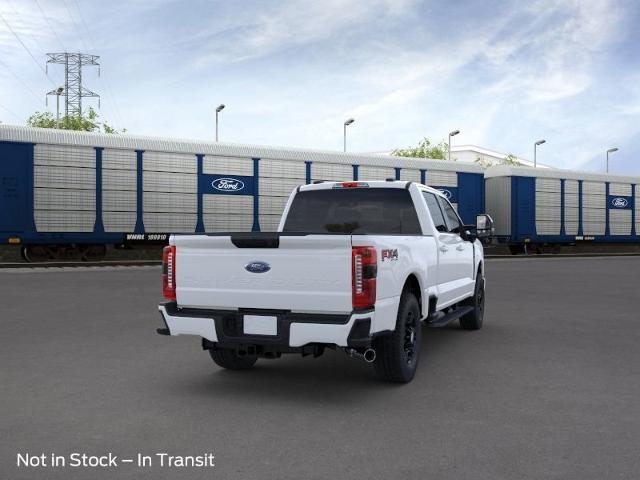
[422,192,447,233]
[437,196,462,234]
[283,187,422,234]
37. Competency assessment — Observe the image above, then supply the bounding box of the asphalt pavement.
[1,257,639,480]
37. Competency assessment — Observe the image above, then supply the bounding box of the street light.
[533,139,546,168]
[45,86,65,128]
[606,147,618,173]
[448,129,460,162]
[55,87,64,127]
[215,104,225,142]
[343,118,355,152]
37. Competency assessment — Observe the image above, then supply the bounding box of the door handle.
[456,245,465,251]
[439,246,448,253]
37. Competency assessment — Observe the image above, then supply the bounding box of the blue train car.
[485,165,639,253]
[0,125,485,261]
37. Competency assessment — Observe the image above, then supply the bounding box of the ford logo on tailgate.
[611,197,628,208]
[245,261,271,273]
[212,177,245,192]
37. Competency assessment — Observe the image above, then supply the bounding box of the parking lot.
[2,257,639,480]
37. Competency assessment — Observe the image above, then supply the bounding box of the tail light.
[333,182,370,189]
[162,246,176,300]
[352,246,377,309]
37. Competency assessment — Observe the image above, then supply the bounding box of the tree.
[475,152,522,168]
[503,153,521,165]
[26,107,125,134]
[392,138,450,160]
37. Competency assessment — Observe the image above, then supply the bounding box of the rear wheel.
[460,274,485,330]
[373,291,421,383]
[209,349,257,370]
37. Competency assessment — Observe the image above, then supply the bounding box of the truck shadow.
[175,324,475,405]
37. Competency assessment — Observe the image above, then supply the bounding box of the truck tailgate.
[173,234,353,313]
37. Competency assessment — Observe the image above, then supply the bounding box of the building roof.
[451,144,551,168]
[367,144,552,168]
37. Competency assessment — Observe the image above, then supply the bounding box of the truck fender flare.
[401,272,425,319]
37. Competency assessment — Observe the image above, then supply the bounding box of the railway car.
[485,165,639,254]
[0,125,485,261]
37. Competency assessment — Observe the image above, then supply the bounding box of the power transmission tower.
[46,53,100,117]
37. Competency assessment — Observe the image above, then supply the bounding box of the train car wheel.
[509,244,524,255]
[22,245,52,263]
[80,245,107,262]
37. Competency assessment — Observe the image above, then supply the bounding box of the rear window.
[282,187,422,235]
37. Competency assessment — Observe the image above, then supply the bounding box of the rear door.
[423,191,460,305]
[0,142,30,232]
[437,196,475,299]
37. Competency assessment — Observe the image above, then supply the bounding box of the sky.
[1,0,639,174]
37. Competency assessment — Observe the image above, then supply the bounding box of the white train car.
[485,165,640,253]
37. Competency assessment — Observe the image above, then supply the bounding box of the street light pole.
[606,147,618,173]
[343,118,354,152]
[215,104,225,142]
[55,87,64,127]
[448,130,460,161]
[534,139,546,168]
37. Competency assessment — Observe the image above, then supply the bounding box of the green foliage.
[503,153,521,165]
[26,107,125,134]
[475,152,523,168]
[475,156,492,168]
[392,138,450,160]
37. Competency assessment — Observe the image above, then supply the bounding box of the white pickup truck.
[157,180,493,383]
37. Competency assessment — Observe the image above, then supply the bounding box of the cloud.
[1,0,638,175]
[190,0,419,67]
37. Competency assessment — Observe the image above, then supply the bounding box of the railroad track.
[0,260,162,269]
[485,252,640,259]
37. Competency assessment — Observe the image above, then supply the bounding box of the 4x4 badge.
[381,249,398,261]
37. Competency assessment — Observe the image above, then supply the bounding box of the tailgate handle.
[231,234,280,248]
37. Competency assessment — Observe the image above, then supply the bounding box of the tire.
[373,291,422,383]
[460,274,485,330]
[209,349,257,370]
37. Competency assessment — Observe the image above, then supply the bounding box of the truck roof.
[298,180,447,198]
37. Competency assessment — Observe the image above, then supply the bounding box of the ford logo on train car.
[438,189,452,199]
[611,197,628,208]
[245,261,271,273]
[212,178,245,192]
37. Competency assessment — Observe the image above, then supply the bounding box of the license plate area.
[243,315,278,336]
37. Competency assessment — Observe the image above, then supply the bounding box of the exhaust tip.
[363,348,376,363]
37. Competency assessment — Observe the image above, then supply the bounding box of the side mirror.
[461,225,478,242]
[475,214,494,244]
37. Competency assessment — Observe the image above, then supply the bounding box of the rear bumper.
[157,302,377,350]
